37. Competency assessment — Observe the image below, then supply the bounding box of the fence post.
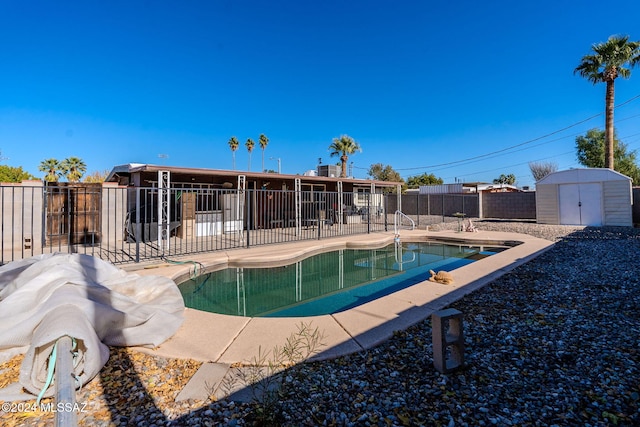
[246,189,251,248]
[41,184,47,251]
[67,187,72,252]
[10,187,15,261]
[384,193,388,232]
[2,186,5,264]
[317,197,321,240]
[135,188,141,263]
[462,193,465,216]
[416,192,419,227]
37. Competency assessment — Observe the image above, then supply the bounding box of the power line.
[393,93,640,172]
[393,114,601,171]
[354,95,639,182]
[439,151,576,182]
[616,93,640,109]
[426,133,578,174]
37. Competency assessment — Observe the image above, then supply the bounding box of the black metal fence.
[1,184,391,265]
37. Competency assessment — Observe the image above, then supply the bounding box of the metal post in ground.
[416,191,420,227]
[246,190,251,248]
[317,196,321,240]
[67,187,72,251]
[55,335,77,427]
[135,188,141,263]
[384,193,388,232]
[367,193,371,234]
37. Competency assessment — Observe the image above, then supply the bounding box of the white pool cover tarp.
[0,253,184,401]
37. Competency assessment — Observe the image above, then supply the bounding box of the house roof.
[106,163,401,188]
[475,183,520,192]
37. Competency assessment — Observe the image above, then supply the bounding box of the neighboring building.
[418,183,522,194]
[419,183,464,194]
[473,183,521,193]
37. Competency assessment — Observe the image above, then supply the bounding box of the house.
[106,164,401,239]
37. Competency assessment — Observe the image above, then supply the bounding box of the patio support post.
[157,170,170,253]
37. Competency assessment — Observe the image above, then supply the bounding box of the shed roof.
[536,168,631,185]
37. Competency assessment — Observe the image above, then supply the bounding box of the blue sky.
[2,0,640,188]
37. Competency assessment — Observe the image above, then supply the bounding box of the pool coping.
[129,229,555,366]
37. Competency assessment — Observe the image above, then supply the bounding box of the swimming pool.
[179,240,514,317]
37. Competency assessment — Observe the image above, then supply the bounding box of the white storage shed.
[536,168,632,226]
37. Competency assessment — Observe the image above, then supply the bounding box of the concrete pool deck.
[129,229,554,371]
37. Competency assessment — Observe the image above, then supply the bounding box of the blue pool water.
[179,240,512,317]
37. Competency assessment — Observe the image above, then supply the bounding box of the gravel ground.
[2,222,639,426]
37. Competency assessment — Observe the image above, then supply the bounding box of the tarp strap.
[36,336,80,405]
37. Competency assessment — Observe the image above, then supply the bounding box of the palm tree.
[38,158,61,182]
[328,134,362,178]
[60,157,87,182]
[575,35,640,169]
[246,138,255,171]
[258,134,269,172]
[228,136,239,170]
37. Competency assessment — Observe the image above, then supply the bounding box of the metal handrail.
[394,243,416,271]
[394,210,415,235]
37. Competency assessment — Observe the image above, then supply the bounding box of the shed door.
[559,183,602,226]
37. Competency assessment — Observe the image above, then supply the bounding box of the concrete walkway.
[126,229,554,401]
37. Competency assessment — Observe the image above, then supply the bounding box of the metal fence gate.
[45,183,102,247]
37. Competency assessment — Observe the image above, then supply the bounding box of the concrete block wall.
[388,193,480,218]
[101,183,128,244]
[1,181,44,262]
[390,192,537,220]
[481,192,536,220]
